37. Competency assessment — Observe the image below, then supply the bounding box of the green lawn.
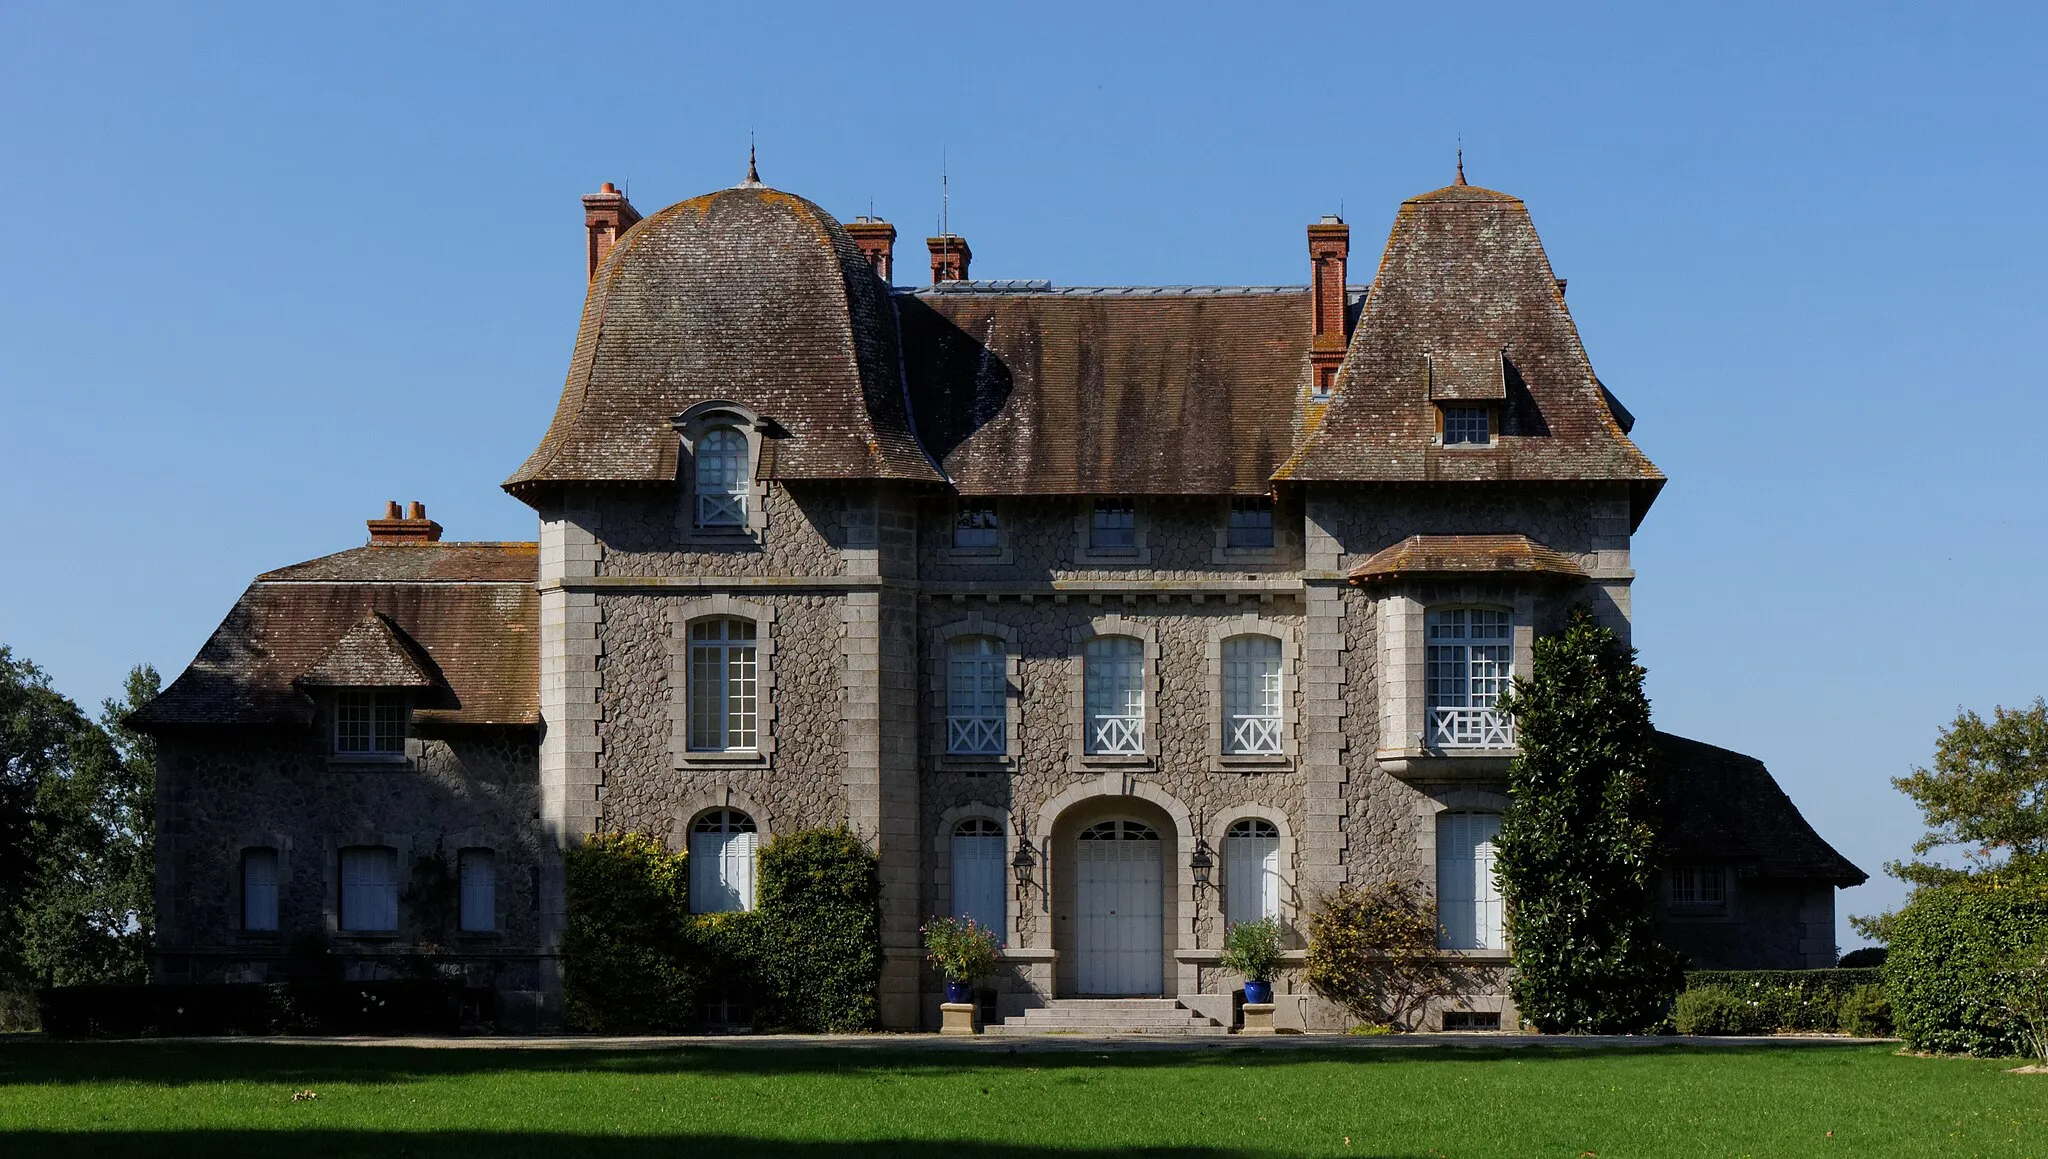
[0,1038,2042,1158]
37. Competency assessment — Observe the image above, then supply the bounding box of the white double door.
[1074,820,1165,995]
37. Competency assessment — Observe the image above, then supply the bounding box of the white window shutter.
[1224,834,1280,926]
[459,850,496,932]
[243,848,279,932]
[1436,813,1503,950]
[951,830,1006,939]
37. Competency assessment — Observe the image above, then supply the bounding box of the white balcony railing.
[1429,706,1514,749]
[698,493,746,527]
[947,716,1004,755]
[1089,714,1145,755]
[1227,715,1283,755]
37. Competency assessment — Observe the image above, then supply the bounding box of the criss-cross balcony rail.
[698,494,746,526]
[1429,706,1514,749]
[1228,715,1283,755]
[1089,714,1145,755]
[947,716,1004,755]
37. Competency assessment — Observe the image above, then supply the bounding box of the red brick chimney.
[1307,215,1350,396]
[847,217,897,283]
[927,234,971,285]
[368,500,443,545]
[581,182,642,279]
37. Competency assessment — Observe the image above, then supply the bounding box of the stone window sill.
[678,750,767,767]
[680,527,762,550]
[938,546,1015,566]
[1077,753,1154,770]
[333,932,402,944]
[937,754,1013,774]
[1213,753,1293,773]
[327,755,412,771]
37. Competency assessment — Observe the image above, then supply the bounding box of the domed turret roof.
[507,181,939,494]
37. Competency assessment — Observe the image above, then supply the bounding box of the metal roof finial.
[747,132,760,185]
[1456,140,1466,186]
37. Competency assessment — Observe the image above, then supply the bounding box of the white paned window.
[689,810,758,913]
[946,637,1005,755]
[1224,818,1281,927]
[1437,812,1504,950]
[1443,405,1491,445]
[1091,498,1136,552]
[1425,608,1514,748]
[695,427,749,527]
[1671,865,1728,910]
[953,503,999,550]
[687,619,758,752]
[334,690,407,756]
[1083,636,1145,755]
[1222,634,1284,755]
[242,847,279,932]
[1227,496,1275,549]
[458,848,496,932]
[951,818,1007,939]
[339,845,399,933]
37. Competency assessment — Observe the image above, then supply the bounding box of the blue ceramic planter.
[1243,980,1273,1005]
[945,980,974,1004]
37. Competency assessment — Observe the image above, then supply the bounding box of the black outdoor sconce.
[1189,839,1215,890]
[1012,839,1036,902]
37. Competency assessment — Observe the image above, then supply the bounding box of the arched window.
[338,845,398,933]
[1224,819,1281,926]
[1083,636,1145,754]
[689,810,758,913]
[458,848,496,933]
[1222,635,1283,754]
[947,637,1005,755]
[1425,608,1513,747]
[695,427,749,527]
[1437,811,1503,950]
[951,818,1006,938]
[687,618,758,752]
[242,847,279,932]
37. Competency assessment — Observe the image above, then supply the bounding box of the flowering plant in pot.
[1219,916,1285,1005]
[922,916,1001,1003]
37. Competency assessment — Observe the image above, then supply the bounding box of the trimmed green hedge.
[1683,969,1882,1033]
[1884,880,2048,1056]
[562,827,881,1034]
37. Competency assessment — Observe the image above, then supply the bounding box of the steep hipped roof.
[132,543,539,729]
[1278,181,1663,520]
[901,286,1334,495]
[1347,534,1588,583]
[294,612,444,690]
[1658,732,1866,884]
[506,184,940,496]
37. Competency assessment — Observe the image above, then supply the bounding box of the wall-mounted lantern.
[1012,840,1036,901]
[1190,839,1215,890]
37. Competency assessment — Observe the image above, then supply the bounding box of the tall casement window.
[690,810,758,913]
[1090,498,1137,552]
[1222,635,1284,755]
[241,847,279,932]
[458,848,496,933]
[334,690,407,756]
[1425,608,1513,747]
[1083,636,1145,754]
[1224,818,1281,927]
[946,637,1005,755]
[953,502,999,550]
[1227,496,1275,550]
[951,818,1007,938]
[1442,405,1492,445]
[687,618,758,752]
[338,845,399,933]
[1437,812,1504,950]
[695,427,749,528]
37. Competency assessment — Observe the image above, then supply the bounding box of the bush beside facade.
[1883,880,2048,1056]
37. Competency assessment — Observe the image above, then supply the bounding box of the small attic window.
[1442,405,1492,446]
[335,690,408,757]
[953,502,999,550]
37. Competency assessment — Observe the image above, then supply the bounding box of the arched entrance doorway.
[1074,819,1165,995]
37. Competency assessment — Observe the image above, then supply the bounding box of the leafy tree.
[1888,699,2048,888]
[1494,608,1682,1033]
[1304,880,1458,1029]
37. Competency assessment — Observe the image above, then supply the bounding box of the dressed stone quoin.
[134,162,1863,1031]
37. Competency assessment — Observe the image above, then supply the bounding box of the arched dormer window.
[695,427,749,528]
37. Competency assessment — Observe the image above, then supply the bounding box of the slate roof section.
[900,287,1349,495]
[1346,534,1588,583]
[294,613,445,691]
[1658,732,1866,884]
[132,543,539,729]
[506,184,941,495]
[1277,182,1664,522]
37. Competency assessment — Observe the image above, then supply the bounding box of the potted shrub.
[1220,916,1285,1005]
[922,916,1000,1003]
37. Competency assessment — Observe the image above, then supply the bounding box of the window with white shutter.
[458,848,496,932]
[950,818,1006,940]
[689,810,758,913]
[1224,819,1281,926]
[339,846,399,933]
[242,847,279,932]
[1436,812,1503,950]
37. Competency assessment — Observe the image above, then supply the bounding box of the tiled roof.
[900,288,1347,495]
[1346,534,1587,583]
[1276,182,1664,521]
[1658,732,1866,884]
[132,543,539,729]
[505,185,941,495]
[295,613,445,691]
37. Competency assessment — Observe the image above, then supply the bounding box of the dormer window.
[335,690,407,756]
[1227,496,1275,550]
[695,427,749,527]
[1091,499,1137,552]
[1442,406,1492,446]
[953,502,999,550]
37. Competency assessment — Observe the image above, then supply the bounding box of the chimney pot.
[407,501,426,520]
[846,217,898,284]
[368,500,443,546]
[385,500,403,520]
[926,234,972,285]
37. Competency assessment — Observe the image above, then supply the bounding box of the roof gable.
[1658,731,1865,884]
[295,613,445,691]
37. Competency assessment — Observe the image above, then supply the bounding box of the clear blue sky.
[4,2,2042,950]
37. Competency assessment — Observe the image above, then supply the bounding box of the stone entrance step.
[985,998,1230,1037]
